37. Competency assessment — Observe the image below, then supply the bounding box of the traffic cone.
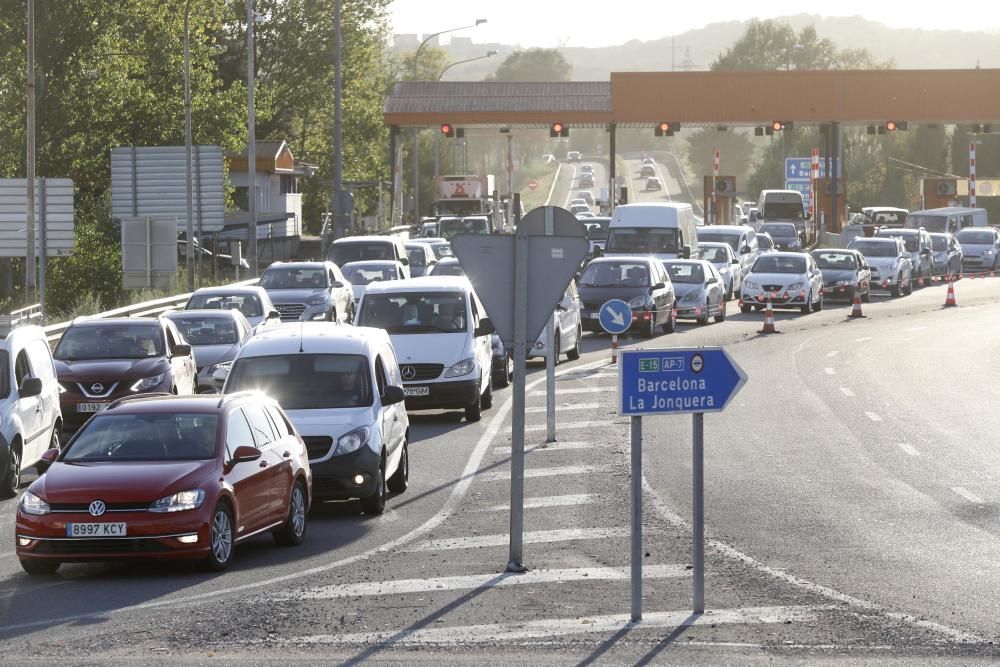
[918,276,925,287]
[759,298,779,334]
[848,292,866,319]
[943,278,958,308]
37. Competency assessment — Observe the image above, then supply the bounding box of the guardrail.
[0,304,44,337]
[42,279,259,344]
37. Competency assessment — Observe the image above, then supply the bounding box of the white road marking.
[482,494,597,511]
[525,420,616,432]
[479,464,600,482]
[267,605,835,647]
[951,487,984,504]
[277,565,689,600]
[840,387,855,397]
[824,367,835,375]
[865,411,883,422]
[855,336,873,342]
[896,443,920,457]
[530,386,606,396]
[525,403,602,413]
[405,527,629,552]
[544,162,565,206]
[494,441,596,455]
[826,350,839,358]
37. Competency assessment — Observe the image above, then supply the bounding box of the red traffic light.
[886,120,897,132]
[659,122,670,132]
[549,122,568,138]
[771,121,784,132]
[440,123,454,137]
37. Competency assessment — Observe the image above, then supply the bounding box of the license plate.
[589,313,600,319]
[76,403,108,413]
[66,522,126,537]
[403,387,429,397]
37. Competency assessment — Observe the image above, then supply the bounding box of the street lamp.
[437,50,499,80]
[184,0,194,291]
[411,19,486,220]
[434,50,499,177]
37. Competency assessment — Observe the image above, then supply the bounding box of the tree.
[711,21,887,72]
[487,48,571,82]
[685,129,755,188]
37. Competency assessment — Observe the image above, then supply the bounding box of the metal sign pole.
[693,411,705,614]
[611,334,618,364]
[507,222,528,573]
[545,207,556,443]
[630,414,643,621]
[38,178,46,317]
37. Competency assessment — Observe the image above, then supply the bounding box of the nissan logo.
[91,383,105,394]
[400,365,417,381]
[88,500,107,517]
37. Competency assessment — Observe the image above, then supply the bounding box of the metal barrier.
[42,279,259,344]
[0,304,44,338]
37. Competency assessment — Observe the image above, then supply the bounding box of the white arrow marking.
[610,308,625,326]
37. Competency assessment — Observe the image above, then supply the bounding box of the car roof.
[811,248,856,254]
[363,276,472,294]
[342,260,400,267]
[698,241,732,250]
[239,322,387,357]
[2,324,48,347]
[71,317,163,328]
[760,251,809,259]
[101,393,273,415]
[700,225,754,233]
[265,261,328,270]
[877,228,918,234]
[663,259,708,266]
[190,285,265,296]
[587,255,655,264]
[164,309,246,321]
[333,235,399,244]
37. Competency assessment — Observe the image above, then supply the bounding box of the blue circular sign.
[599,299,632,335]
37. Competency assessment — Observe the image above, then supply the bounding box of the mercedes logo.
[400,365,417,381]
[88,500,107,517]
[90,383,105,394]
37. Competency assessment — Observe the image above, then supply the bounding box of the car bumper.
[402,378,480,410]
[821,284,858,300]
[674,303,706,319]
[868,273,900,290]
[740,289,809,308]
[310,445,381,501]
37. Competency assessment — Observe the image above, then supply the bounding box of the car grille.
[399,363,444,382]
[275,304,307,321]
[49,502,151,513]
[762,284,785,293]
[302,436,334,460]
[67,382,121,398]
[35,538,172,554]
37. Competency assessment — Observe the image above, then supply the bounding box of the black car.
[577,256,677,337]
[811,249,872,302]
[759,223,802,251]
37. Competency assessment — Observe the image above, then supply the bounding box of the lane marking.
[855,336,873,342]
[265,605,835,647]
[494,441,596,455]
[865,411,883,422]
[543,162,565,206]
[405,527,629,552]
[525,403,602,414]
[525,420,619,432]
[839,387,855,397]
[824,367,835,375]
[826,350,839,358]
[896,443,920,457]
[482,494,597,511]
[479,464,600,481]
[530,386,607,396]
[951,487,984,504]
[276,565,690,600]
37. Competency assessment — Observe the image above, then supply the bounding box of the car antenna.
[299,323,305,353]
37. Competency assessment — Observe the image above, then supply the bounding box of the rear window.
[579,261,650,287]
[606,227,679,255]
[64,413,219,461]
[55,324,165,360]
[226,354,373,409]
[329,241,394,264]
[956,230,996,244]
[751,256,807,274]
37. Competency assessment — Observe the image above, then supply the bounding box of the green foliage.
[685,129,755,189]
[487,49,571,82]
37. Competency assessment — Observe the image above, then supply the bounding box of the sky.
[389,2,1000,49]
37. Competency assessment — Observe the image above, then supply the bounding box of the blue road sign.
[599,299,632,335]
[784,157,841,181]
[618,347,747,416]
[784,181,811,211]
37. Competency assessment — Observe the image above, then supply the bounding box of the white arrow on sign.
[610,308,625,326]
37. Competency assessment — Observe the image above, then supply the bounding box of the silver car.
[875,228,933,282]
[847,237,913,297]
[184,285,279,329]
[698,241,742,300]
[341,261,404,310]
[259,261,355,324]
[528,281,583,362]
[740,252,824,314]
[663,259,727,324]
[956,227,1000,274]
[163,309,253,392]
[928,232,963,277]
[405,242,438,278]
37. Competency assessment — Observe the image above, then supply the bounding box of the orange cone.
[944,278,958,308]
[759,298,779,334]
[848,291,866,319]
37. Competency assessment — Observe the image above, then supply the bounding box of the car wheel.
[698,300,710,326]
[273,481,308,546]
[327,308,337,323]
[642,315,655,338]
[714,299,726,323]
[904,276,913,295]
[815,290,824,311]
[360,456,387,515]
[481,376,493,410]
[663,304,676,333]
[725,282,733,301]
[891,279,901,298]
[1,442,20,500]
[49,425,60,452]
[861,285,871,303]
[20,559,60,576]
[465,383,483,422]
[567,328,581,361]
[800,290,812,314]
[202,502,235,571]
[387,439,409,494]
[740,304,752,314]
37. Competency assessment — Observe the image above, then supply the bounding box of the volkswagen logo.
[400,365,417,381]
[88,500,107,517]
[90,383,105,394]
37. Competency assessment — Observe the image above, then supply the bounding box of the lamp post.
[247,0,258,276]
[25,0,35,307]
[184,0,194,292]
[412,19,486,221]
[434,50,499,177]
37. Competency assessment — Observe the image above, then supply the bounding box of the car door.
[13,348,43,465]
[243,402,287,520]
[263,405,299,512]
[856,254,871,290]
[560,282,581,349]
[224,408,273,534]
[706,263,724,311]
[26,339,59,455]
[373,355,398,459]
[164,322,195,394]
[469,294,491,390]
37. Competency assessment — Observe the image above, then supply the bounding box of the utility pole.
[247,0,258,276]
[332,0,345,240]
[26,0,36,306]
[183,0,194,291]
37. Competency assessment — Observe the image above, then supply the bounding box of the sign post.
[599,299,631,363]
[618,347,747,618]
[528,179,538,191]
[711,148,720,225]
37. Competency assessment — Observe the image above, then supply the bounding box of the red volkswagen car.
[15,393,311,575]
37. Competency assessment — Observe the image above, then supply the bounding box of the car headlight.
[627,295,649,309]
[788,282,804,290]
[130,372,166,392]
[445,358,476,378]
[335,427,370,456]
[305,292,329,306]
[20,491,50,516]
[58,382,69,394]
[984,249,995,257]
[835,280,852,286]
[207,361,232,376]
[743,280,758,289]
[148,489,205,513]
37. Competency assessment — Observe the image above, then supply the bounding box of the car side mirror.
[267,310,281,320]
[383,385,405,406]
[681,245,691,259]
[399,257,410,266]
[231,445,261,464]
[650,282,666,293]
[707,277,719,284]
[475,317,495,337]
[172,344,192,358]
[593,246,603,258]
[36,447,59,473]
[741,245,751,254]
[731,258,740,265]
[332,281,344,288]
[19,377,42,398]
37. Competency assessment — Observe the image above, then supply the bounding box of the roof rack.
[216,390,260,409]
[0,304,43,338]
[106,392,173,410]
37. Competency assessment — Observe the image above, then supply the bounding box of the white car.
[355,277,495,422]
[222,324,409,515]
[0,326,62,498]
[740,252,824,314]
[698,241,742,299]
[528,282,582,362]
[569,203,590,216]
[341,260,405,310]
[569,198,589,208]
[184,285,280,329]
[259,261,356,324]
[328,236,411,279]
[847,237,913,297]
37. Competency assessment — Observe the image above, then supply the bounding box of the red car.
[15,393,311,575]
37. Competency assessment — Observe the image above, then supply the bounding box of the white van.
[906,207,988,234]
[355,277,495,422]
[222,324,410,515]
[604,202,698,260]
[757,190,814,245]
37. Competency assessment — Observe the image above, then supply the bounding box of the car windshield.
[698,233,739,252]
[700,246,729,263]
[430,262,465,277]
[439,218,489,240]
[812,252,857,270]
[579,261,650,288]
[63,413,219,462]
[761,224,796,238]
[606,227,680,254]
[663,262,704,284]
[168,316,239,346]
[342,263,398,285]
[586,223,609,241]
[751,256,807,274]
[756,234,774,249]
[226,354,373,409]
[54,324,164,360]
[879,233,918,252]
[329,242,394,264]
[956,230,996,244]
[357,292,469,334]
[259,266,327,290]
[429,243,453,259]
[907,214,948,233]
[406,248,427,267]
[850,241,897,257]
[186,293,263,318]
[930,236,949,251]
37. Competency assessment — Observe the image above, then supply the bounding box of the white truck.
[432,175,503,233]
[756,189,815,246]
